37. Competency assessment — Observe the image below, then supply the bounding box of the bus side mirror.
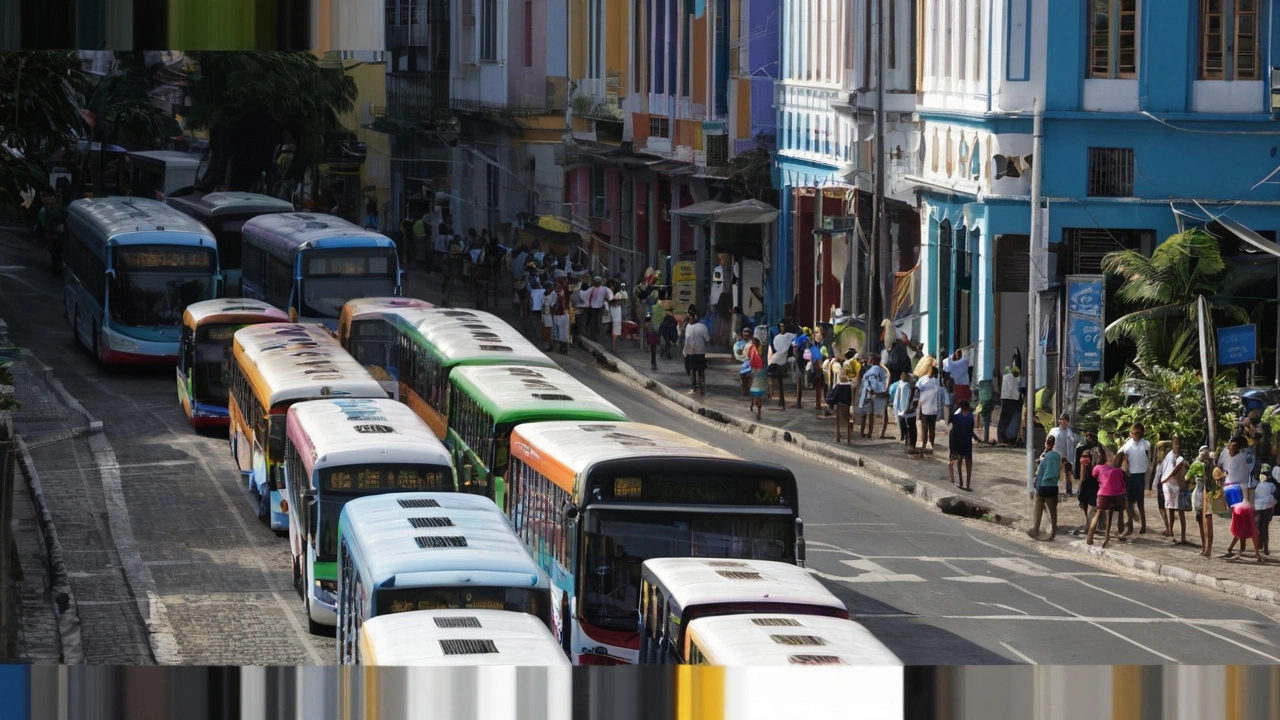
[795,518,806,568]
[561,501,579,522]
[105,268,116,280]
[215,273,225,298]
[303,495,318,534]
[395,272,404,296]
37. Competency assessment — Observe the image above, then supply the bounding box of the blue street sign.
[1217,324,1257,366]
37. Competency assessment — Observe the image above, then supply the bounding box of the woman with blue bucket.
[1218,435,1264,561]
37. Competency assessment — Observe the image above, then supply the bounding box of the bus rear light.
[280,498,289,513]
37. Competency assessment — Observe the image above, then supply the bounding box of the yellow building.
[318,52,392,228]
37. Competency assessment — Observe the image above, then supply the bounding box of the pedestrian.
[1047,414,1079,497]
[399,215,415,269]
[1190,446,1215,558]
[768,322,796,409]
[529,271,545,340]
[1216,435,1251,509]
[572,279,591,339]
[1157,435,1189,545]
[1072,447,1098,537]
[858,354,890,439]
[826,362,855,443]
[748,335,768,420]
[1029,435,1065,540]
[1118,422,1153,536]
[808,326,832,415]
[609,281,627,353]
[364,196,379,230]
[916,366,943,454]
[948,400,978,490]
[587,276,608,340]
[792,327,812,409]
[976,373,996,444]
[659,311,679,359]
[1088,451,1129,548]
[1224,486,1264,563]
[551,278,570,354]
[644,313,660,370]
[412,214,428,269]
[997,365,1021,446]
[890,372,918,454]
[942,348,971,417]
[684,306,710,397]
[540,284,555,350]
[1255,465,1278,556]
[733,326,754,398]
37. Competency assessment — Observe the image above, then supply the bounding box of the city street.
[5,229,1280,665]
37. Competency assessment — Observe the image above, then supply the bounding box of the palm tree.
[0,51,89,202]
[1101,229,1249,372]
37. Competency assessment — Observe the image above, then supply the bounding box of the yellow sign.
[671,262,696,284]
[672,261,697,310]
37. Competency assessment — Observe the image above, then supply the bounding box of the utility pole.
[1199,295,1217,452]
[1025,98,1044,498]
[869,0,887,351]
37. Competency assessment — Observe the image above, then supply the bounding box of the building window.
[1089,0,1137,79]
[1201,0,1260,80]
[650,116,670,138]
[1087,147,1134,197]
[706,135,729,166]
[479,0,498,61]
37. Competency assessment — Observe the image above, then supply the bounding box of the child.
[1088,451,1128,548]
[1029,435,1064,541]
[890,372,917,454]
[747,336,767,420]
[1225,477,1264,562]
[826,362,855,444]
[644,313,659,370]
[1073,447,1098,537]
[1255,464,1278,556]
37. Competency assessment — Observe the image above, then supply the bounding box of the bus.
[354,609,571,666]
[282,397,456,632]
[166,190,295,296]
[62,197,222,365]
[505,421,804,665]
[446,365,628,507]
[126,150,204,201]
[335,492,553,665]
[227,323,388,531]
[637,559,848,666]
[178,299,289,429]
[683,614,900,667]
[388,308,560,439]
[336,297,433,400]
[240,212,401,329]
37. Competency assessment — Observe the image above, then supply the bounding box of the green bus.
[446,364,629,510]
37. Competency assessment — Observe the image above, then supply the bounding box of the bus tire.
[292,556,303,597]
[92,327,101,363]
[303,565,324,635]
[257,489,269,523]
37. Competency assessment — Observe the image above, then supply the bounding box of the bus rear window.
[305,250,394,277]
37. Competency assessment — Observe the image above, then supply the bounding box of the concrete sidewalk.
[573,329,1280,608]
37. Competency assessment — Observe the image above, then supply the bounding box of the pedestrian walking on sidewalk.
[733,327,754,397]
[572,280,590,339]
[608,281,627,352]
[1224,491,1264,562]
[1255,465,1278,555]
[1157,435,1189,545]
[1190,447,1215,557]
[808,326,832,415]
[827,362,855,443]
[948,400,978,490]
[1088,452,1129,548]
[858,353,890,439]
[1029,435,1066,541]
[976,374,995,444]
[684,306,710,397]
[1072,448,1099,537]
[644,314,660,369]
[942,348,971,417]
[890,372,919,454]
[997,365,1021,446]
[916,366,943,454]
[1118,423,1153,536]
[768,322,796,409]
[551,279,570,354]
[587,276,607,339]
[748,336,767,420]
[1047,414,1079,497]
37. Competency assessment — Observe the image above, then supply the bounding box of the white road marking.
[1000,641,1036,664]
[806,522,899,527]
[988,557,1054,576]
[808,559,925,584]
[998,579,1178,662]
[944,576,1007,583]
[977,603,1028,615]
[966,532,1031,556]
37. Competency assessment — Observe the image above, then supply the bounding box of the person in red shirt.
[1088,451,1129,548]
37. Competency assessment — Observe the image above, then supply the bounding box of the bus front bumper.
[309,583,338,626]
[189,401,231,429]
[100,327,178,365]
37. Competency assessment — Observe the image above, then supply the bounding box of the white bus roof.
[286,398,451,475]
[641,559,847,615]
[68,196,215,242]
[184,299,289,327]
[391,308,558,368]
[340,493,546,589]
[510,421,736,475]
[167,190,295,217]
[686,614,901,667]
[234,323,387,407]
[449,366,627,423]
[343,297,433,322]
[358,609,570,666]
[127,150,203,168]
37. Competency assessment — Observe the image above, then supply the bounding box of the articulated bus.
[355,609,571,666]
[240,212,401,330]
[505,421,804,665]
[683,613,901,667]
[337,297,433,400]
[283,398,456,632]
[62,197,221,364]
[166,190,295,296]
[637,558,850,665]
[388,308,560,439]
[227,323,388,531]
[178,299,290,428]
[446,365,628,507]
[335,493,553,665]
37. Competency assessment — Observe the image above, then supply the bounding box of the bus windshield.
[316,465,453,562]
[300,250,397,319]
[109,245,216,327]
[581,509,795,631]
[376,586,548,621]
[347,319,395,367]
[191,324,241,402]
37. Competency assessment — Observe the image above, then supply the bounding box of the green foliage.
[723,134,775,203]
[1100,229,1248,372]
[184,52,357,191]
[0,361,18,412]
[97,52,173,151]
[1089,365,1240,450]
[0,51,90,201]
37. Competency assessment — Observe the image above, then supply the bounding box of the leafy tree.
[1101,229,1248,372]
[1086,366,1239,449]
[184,52,357,193]
[97,52,174,151]
[0,51,89,202]
[723,133,776,204]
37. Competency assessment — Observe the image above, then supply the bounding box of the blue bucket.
[1225,484,1244,507]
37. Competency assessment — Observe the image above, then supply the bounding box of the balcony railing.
[386,71,451,122]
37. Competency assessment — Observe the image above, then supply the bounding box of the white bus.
[355,609,570,666]
[283,397,457,632]
[336,297,433,400]
[336,492,553,665]
[684,614,901,666]
[637,558,847,666]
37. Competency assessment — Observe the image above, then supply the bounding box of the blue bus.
[335,492,553,664]
[240,213,401,330]
[62,197,221,365]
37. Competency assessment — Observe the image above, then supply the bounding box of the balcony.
[384,1,449,47]
[386,71,451,122]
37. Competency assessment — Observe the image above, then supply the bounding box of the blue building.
[913,0,1280,389]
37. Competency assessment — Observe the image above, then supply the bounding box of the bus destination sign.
[115,246,214,272]
[321,465,451,493]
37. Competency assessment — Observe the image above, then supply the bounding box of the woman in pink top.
[1088,452,1129,548]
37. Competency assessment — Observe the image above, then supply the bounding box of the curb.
[573,336,1280,610]
[14,435,84,665]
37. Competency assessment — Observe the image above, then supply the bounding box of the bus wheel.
[292,556,302,596]
[303,566,324,635]
[256,490,269,523]
[91,326,101,363]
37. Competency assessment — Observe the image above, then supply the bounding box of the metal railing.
[386,71,451,122]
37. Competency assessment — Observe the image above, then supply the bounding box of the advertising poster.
[1065,275,1104,373]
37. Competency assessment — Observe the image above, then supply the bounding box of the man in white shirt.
[915,368,943,453]
[572,279,591,339]
[683,306,711,396]
[997,365,1021,446]
[1156,435,1188,543]
[1217,435,1252,499]
[587,276,609,340]
[942,349,971,416]
[1047,413,1079,496]
[768,322,796,409]
[1118,422,1153,536]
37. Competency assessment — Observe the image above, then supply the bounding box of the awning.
[536,215,574,233]
[1216,215,1280,259]
[671,199,779,225]
[646,159,697,176]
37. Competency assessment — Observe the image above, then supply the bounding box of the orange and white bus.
[336,297,432,400]
[178,299,289,428]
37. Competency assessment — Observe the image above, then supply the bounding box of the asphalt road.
[4,229,1280,665]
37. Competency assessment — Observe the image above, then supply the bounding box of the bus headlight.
[109,333,140,352]
[314,580,337,607]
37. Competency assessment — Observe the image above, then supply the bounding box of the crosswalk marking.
[808,559,925,584]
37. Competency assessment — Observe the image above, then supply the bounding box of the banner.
[1064,274,1104,373]
[1217,324,1257,366]
[672,261,697,312]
